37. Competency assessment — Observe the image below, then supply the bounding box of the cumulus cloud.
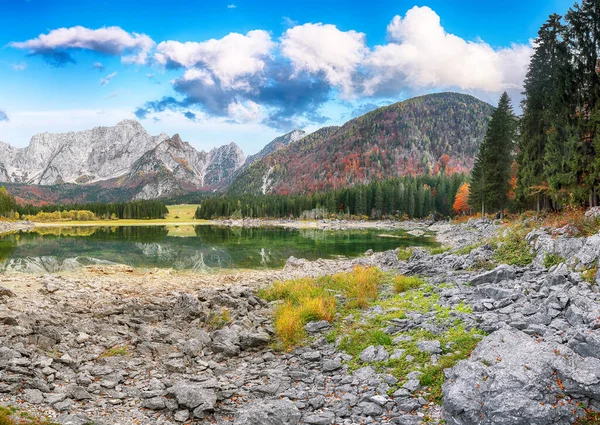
[0,110,8,122]
[11,26,155,66]
[100,72,117,85]
[135,6,531,129]
[13,62,27,71]
[227,4,236,8]
[155,30,274,89]
[281,23,368,97]
[92,61,105,71]
[362,6,532,96]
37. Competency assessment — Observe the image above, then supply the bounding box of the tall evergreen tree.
[469,92,517,218]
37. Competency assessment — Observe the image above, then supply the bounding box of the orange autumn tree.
[453,182,471,215]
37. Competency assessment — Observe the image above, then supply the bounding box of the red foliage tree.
[453,182,471,214]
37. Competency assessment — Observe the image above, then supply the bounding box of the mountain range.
[0,93,494,204]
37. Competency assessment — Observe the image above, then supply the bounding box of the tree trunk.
[536,193,540,214]
[481,200,485,218]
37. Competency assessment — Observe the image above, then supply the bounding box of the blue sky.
[0,0,574,154]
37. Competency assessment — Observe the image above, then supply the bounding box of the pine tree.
[469,92,517,218]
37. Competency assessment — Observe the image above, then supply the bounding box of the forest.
[196,173,467,220]
[14,199,169,220]
[515,0,600,210]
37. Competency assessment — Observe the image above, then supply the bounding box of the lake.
[0,225,438,273]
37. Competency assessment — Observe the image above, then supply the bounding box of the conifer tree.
[469,92,517,218]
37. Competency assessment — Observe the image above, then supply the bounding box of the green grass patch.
[543,253,565,269]
[392,276,426,293]
[492,223,534,266]
[99,345,130,358]
[454,243,482,256]
[0,406,58,425]
[207,307,232,330]
[397,248,414,261]
[428,246,451,255]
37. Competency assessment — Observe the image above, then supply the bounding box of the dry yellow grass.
[392,275,426,293]
[261,266,383,348]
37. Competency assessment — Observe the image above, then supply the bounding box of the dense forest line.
[196,174,467,220]
[18,200,169,220]
[0,186,19,218]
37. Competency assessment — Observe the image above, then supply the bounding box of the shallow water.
[0,225,437,273]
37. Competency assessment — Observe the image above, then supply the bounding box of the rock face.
[443,329,600,425]
[0,120,245,199]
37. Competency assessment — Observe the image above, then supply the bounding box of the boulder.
[233,398,301,425]
[442,328,600,425]
[359,345,389,363]
[167,381,217,411]
[469,265,516,286]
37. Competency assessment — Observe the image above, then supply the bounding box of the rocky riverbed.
[2,219,600,425]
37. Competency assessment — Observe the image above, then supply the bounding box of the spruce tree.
[469,92,517,218]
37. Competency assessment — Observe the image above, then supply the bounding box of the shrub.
[429,246,451,255]
[393,276,425,293]
[493,224,534,266]
[543,253,565,269]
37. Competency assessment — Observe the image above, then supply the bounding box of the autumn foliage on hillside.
[229,93,493,196]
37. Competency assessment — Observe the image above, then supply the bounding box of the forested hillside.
[228,92,493,196]
[199,173,466,220]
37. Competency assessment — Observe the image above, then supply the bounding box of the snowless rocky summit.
[0,120,246,198]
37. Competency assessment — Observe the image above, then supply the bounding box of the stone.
[416,340,442,354]
[442,328,600,425]
[358,401,383,417]
[469,264,516,286]
[23,389,44,404]
[305,320,332,333]
[69,386,92,400]
[233,398,301,425]
[359,345,389,363]
[56,413,93,425]
[174,410,190,422]
[167,381,217,411]
[165,359,186,373]
[303,411,336,425]
[53,399,74,412]
[322,358,342,372]
[239,330,270,348]
[143,396,166,410]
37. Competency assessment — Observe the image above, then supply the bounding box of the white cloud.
[92,61,105,71]
[100,72,117,85]
[227,100,262,122]
[11,26,155,65]
[12,63,27,71]
[155,30,274,89]
[363,6,532,95]
[281,23,368,97]
[227,4,236,8]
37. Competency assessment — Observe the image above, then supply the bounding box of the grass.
[0,406,58,425]
[454,243,483,256]
[393,276,426,293]
[582,264,598,285]
[543,253,565,269]
[260,266,384,348]
[492,222,534,266]
[428,246,451,255]
[207,308,232,330]
[331,281,483,403]
[99,345,130,358]
[397,248,414,261]
[541,206,600,237]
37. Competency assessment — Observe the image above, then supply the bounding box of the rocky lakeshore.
[2,219,600,424]
[0,220,34,235]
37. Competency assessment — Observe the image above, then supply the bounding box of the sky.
[0,0,575,154]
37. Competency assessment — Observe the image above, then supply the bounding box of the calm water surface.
[0,225,437,273]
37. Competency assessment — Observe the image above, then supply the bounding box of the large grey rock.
[233,398,301,425]
[167,381,217,411]
[469,265,516,286]
[305,320,332,333]
[416,340,442,354]
[359,345,389,363]
[442,328,600,425]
